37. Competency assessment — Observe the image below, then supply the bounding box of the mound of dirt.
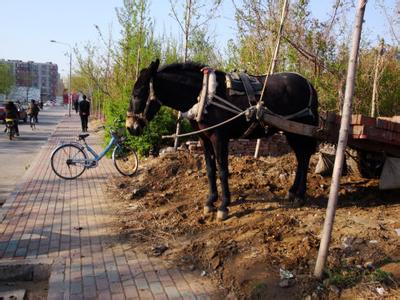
[108,151,400,299]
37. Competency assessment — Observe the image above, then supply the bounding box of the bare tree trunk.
[254,0,289,158]
[314,0,368,279]
[338,77,346,114]
[174,0,192,150]
[135,1,145,81]
[370,39,384,117]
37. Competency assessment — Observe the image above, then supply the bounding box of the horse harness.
[126,80,161,124]
[128,67,316,139]
[182,68,316,137]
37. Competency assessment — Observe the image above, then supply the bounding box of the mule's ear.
[149,59,160,75]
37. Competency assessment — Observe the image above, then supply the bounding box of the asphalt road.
[0,105,66,205]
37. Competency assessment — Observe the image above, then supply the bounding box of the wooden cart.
[258,108,400,177]
[258,109,400,157]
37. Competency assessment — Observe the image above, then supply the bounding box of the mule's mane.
[158,62,207,74]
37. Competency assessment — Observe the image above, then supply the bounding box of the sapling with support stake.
[314,0,368,279]
[254,0,289,158]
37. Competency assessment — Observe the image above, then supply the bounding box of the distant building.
[0,59,60,102]
[8,86,41,104]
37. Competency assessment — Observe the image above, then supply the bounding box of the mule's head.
[126,59,160,135]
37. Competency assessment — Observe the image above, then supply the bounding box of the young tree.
[0,62,15,96]
[231,0,355,111]
[168,0,222,148]
[169,0,222,63]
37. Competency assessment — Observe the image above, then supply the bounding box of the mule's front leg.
[213,137,230,221]
[202,138,218,214]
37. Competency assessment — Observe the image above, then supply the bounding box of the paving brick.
[96,277,110,291]
[70,281,82,295]
[149,282,165,295]
[83,275,96,287]
[83,285,97,299]
[144,271,159,283]
[135,277,150,291]
[111,293,126,300]
[137,290,154,300]
[70,294,83,300]
[123,284,139,298]
[98,290,112,300]
[163,286,181,299]
[110,282,124,294]
[47,291,64,300]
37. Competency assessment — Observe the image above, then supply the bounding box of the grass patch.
[370,269,394,284]
[326,266,363,288]
[375,257,400,268]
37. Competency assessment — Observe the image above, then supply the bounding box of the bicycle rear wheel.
[30,116,36,130]
[51,144,87,179]
[112,145,139,176]
[7,124,14,140]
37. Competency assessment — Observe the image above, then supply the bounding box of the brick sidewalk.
[0,115,218,299]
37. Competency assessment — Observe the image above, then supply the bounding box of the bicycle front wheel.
[7,126,14,140]
[112,145,139,176]
[30,116,36,129]
[51,144,87,179]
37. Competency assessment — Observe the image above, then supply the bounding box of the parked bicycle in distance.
[50,128,139,179]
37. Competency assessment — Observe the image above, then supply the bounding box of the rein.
[162,109,250,139]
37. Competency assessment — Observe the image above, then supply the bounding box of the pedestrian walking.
[27,99,40,124]
[63,90,69,109]
[79,95,90,132]
[72,92,79,113]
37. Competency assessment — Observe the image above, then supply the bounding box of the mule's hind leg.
[286,134,316,206]
[211,136,230,220]
[201,138,218,214]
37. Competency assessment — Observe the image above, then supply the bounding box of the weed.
[326,266,363,288]
[370,269,395,285]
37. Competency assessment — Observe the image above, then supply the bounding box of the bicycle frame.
[81,133,118,166]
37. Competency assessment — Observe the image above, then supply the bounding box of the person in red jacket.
[78,95,90,132]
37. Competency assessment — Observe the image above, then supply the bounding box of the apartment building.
[1,59,60,102]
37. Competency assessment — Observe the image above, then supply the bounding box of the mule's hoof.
[293,197,305,208]
[279,200,293,208]
[285,192,295,201]
[203,206,217,215]
[216,210,229,221]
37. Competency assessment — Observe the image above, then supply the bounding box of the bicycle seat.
[78,133,90,140]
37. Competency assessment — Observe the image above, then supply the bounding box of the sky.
[0,0,397,78]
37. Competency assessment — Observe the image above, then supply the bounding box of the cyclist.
[27,99,40,124]
[5,101,20,136]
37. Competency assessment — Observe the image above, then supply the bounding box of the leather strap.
[239,73,256,105]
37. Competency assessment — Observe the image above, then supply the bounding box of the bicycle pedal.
[86,161,97,168]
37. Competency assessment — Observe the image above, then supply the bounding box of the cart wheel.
[346,150,384,178]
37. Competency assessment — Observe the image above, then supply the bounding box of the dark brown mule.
[126,59,319,220]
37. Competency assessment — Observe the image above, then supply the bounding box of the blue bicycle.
[50,129,138,179]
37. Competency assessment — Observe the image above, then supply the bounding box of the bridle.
[126,79,160,125]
